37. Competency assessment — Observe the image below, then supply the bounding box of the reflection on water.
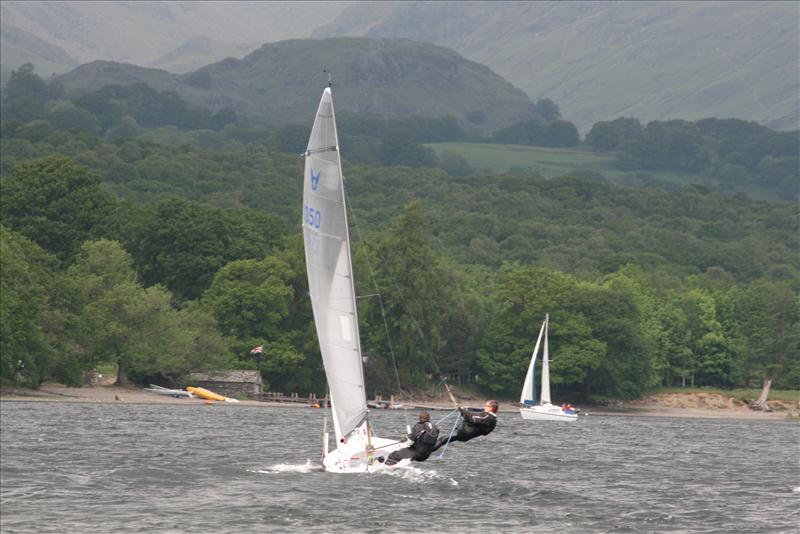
[1,401,798,533]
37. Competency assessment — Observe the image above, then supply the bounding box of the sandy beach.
[1,384,797,420]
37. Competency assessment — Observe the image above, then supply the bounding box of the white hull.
[520,404,578,422]
[322,437,409,473]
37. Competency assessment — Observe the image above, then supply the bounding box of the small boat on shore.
[144,384,194,398]
[186,386,239,403]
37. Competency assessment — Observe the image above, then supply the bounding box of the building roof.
[186,370,262,384]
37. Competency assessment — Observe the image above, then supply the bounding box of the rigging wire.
[342,177,453,383]
[343,180,443,378]
[351,197,464,455]
[343,177,459,425]
[372,240,444,377]
[433,408,462,460]
[343,180,405,402]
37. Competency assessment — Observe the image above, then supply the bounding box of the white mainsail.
[303,87,408,471]
[541,314,551,405]
[303,88,366,444]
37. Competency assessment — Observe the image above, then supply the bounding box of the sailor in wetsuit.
[432,399,498,451]
[383,411,439,466]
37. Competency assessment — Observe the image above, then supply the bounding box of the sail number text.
[303,205,322,229]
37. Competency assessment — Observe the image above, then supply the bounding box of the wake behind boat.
[302,85,407,473]
[520,315,578,422]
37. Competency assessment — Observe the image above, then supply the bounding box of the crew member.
[383,411,439,466]
[432,399,498,451]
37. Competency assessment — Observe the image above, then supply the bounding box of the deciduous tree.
[0,157,116,262]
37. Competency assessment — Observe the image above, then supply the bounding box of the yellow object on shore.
[186,386,226,401]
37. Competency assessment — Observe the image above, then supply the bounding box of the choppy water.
[1,401,798,533]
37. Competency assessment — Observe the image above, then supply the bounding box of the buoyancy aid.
[419,421,439,447]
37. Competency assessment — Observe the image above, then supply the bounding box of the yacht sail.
[303,87,366,442]
[519,314,578,422]
[520,320,545,405]
[303,87,407,471]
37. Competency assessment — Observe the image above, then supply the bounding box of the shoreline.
[1,385,796,421]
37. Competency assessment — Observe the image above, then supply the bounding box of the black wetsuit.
[432,407,496,451]
[384,421,439,466]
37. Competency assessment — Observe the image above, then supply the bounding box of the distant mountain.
[6,1,795,132]
[317,1,799,131]
[0,24,79,83]
[57,38,538,133]
[0,0,351,76]
[150,37,255,74]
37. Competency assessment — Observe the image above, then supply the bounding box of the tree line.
[4,64,796,202]
[0,65,583,171]
[1,152,796,399]
[587,117,798,200]
[1,65,797,399]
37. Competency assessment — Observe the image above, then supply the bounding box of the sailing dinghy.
[143,384,194,398]
[303,86,408,472]
[520,314,578,421]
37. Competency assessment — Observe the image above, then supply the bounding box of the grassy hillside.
[426,142,780,201]
[429,143,617,175]
[57,38,538,133]
[319,2,799,132]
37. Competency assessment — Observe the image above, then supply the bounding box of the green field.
[427,142,711,187]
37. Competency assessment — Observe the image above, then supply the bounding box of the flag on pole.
[250,345,263,354]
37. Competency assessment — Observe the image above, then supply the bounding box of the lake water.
[1,401,798,533]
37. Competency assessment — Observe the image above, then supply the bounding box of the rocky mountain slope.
[57,37,538,132]
[318,1,799,131]
[3,1,796,131]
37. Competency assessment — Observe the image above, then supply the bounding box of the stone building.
[185,370,262,399]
